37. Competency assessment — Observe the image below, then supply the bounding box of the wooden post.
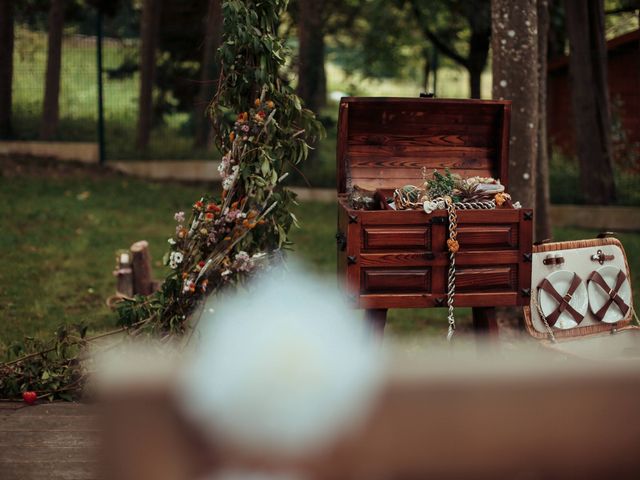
[114,250,134,297]
[130,240,154,296]
[472,306,499,336]
[366,309,387,337]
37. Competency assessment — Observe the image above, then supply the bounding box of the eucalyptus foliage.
[1,0,323,401]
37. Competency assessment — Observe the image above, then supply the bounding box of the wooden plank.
[0,462,99,480]
[360,252,443,268]
[0,430,98,448]
[347,145,496,159]
[362,268,431,294]
[0,414,98,431]
[347,133,497,148]
[457,266,517,293]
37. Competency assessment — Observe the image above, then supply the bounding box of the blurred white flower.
[178,266,384,457]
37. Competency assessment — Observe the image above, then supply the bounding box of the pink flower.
[174,211,185,222]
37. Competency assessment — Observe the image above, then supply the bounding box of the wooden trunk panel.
[456,266,518,293]
[457,224,518,250]
[337,97,511,193]
[362,226,431,251]
[362,268,431,294]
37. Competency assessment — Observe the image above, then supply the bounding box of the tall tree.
[409,0,491,99]
[296,0,327,114]
[536,0,552,241]
[0,0,14,139]
[136,0,161,150]
[194,0,223,148]
[564,0,616,204]
[39,0,65,140]
[492,0,539,208]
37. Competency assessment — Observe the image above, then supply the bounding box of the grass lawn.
[1,160,639,357]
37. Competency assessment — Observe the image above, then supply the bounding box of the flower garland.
[0,0,323,401]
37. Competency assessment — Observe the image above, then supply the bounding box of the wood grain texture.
[362,268,431,294]
[337,97,511,193]
[0,403,99,480]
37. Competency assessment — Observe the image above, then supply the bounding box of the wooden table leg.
[472,307,499,336]
[365,309,387,336]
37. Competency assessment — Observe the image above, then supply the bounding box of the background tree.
[194,0,223,148]
[296,0,327,114]
[408,0,491,98]
[0,0,14,139]
[135,0,161,150]
[565,0,617,204]
[39,0,65,140]
[492,0,539,209]
[536,0,552,241]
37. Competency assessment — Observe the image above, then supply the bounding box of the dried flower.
[169,251,184,269]
[168,238,176,245]
[174,211,185,222]
[194,201,204,210]
[229,132,235,142]
[205,213,214,221]
[254,98,261,107]
[266,100,275,109]
[176,227,188,239]
[494,192,507,206]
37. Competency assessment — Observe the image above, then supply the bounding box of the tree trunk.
[296,0,326,114]
[39,0,65,140]
[194,0,222,148]
[536,0,552,241]
[468,29,490,99]
[564,0,616,204]
[136,0,161,151]
[0,0,14,139]
[492,0,539,209]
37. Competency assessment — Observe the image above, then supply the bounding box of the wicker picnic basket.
[523,236,640,359]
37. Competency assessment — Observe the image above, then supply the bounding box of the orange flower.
[177,227,188,239]
[266,100,275,109]
[254,98,261,107]
[257,219,266,225]
[229,131,235,142]
[495,192,507,207]
[447,239,460,254]
[237,112,248,122]
[247,210,257,219]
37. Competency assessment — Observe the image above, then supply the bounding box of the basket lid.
[336,97,511,193]
[524,237,635,341]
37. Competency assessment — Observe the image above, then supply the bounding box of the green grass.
[2,167,638,356]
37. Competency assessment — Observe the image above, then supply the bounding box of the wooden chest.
[336,97,534,329]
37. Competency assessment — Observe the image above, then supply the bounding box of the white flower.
[167,238,176,245]
[423,200,437,214]
[169,251,184,269]
[178,267,384,456]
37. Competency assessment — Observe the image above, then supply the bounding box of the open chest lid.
[524,237,637,346]
[336,97,511,194]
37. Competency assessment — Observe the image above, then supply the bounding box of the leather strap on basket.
[538,274,584,327]
[588,270,630,320]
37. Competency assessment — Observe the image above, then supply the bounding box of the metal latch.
[591,249,614,265]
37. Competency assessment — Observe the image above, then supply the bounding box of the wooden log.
[130,240,154,296]
[114,250,133,297]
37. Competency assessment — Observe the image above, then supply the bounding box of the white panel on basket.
[530,243,631,334]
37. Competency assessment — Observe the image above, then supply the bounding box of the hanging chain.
[444,196,458,341]
[390,188,499,341]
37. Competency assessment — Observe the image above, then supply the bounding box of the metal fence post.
[96,8,106,166]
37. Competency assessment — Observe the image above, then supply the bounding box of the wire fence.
[10,7,215,162]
